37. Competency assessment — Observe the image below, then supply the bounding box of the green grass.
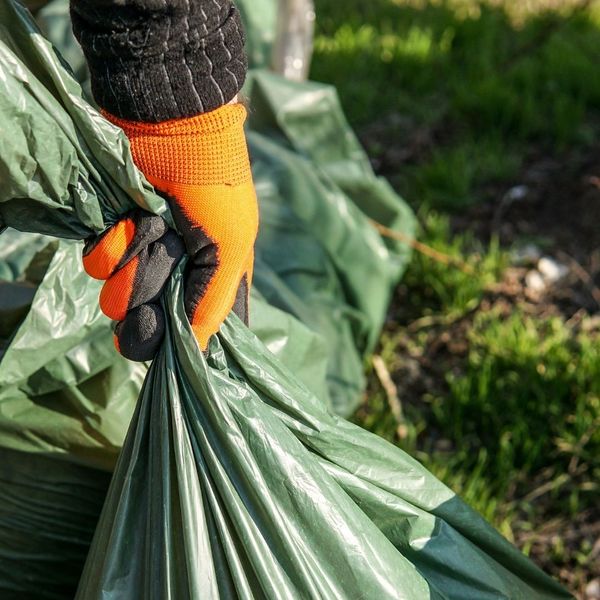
[312,0,600,209]
[396,210,506,316]
[354,214,600,585]
[433,309,600,506]
[310,3,600,588]
[410,136,522,209]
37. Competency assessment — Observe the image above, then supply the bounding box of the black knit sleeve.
[70,0,247,123]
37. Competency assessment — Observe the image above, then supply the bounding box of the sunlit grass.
[314,1,600,590]
[355,211,599,547]
[312,0,600,209]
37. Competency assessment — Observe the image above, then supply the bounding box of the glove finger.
[114,303,165,362]
[99,229,184,321]
[83,209,168,280]
[231,251,254,325]
[184,247,254,350]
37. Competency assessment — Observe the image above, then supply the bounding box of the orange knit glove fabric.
[113,103,258,351]
[85,103,258,357]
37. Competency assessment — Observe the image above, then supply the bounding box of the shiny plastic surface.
[76,269,570,599]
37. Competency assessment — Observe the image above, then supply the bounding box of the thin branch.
[557,251,600,309]
[369,219,475,274]
[371,355,408,440]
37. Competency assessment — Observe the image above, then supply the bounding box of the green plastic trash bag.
[0,447,111,598]
[76,272,571,599]
[0,1,570,598]
[0,233,330,599]
[237,0,278,69]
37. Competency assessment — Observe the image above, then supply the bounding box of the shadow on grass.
[312,0,600,209]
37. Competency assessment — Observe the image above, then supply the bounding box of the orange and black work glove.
[83,104,258,360]
[72,0,258,361]
[117,103,257,352]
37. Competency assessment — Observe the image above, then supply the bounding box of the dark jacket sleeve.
[70,0,247,122]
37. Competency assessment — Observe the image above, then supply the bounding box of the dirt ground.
[457,141,600,316]
[458,143,600,596]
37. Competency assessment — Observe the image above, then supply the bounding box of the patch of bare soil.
[455,142,600,318]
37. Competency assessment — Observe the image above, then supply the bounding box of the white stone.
[538,256,569,283]
[504,185,529,202]
[586,578,600,599]
[525,270,546,293]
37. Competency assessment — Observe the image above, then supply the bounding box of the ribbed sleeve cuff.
[70,0,247,123]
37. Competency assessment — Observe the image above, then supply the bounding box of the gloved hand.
[83,210,185,360]
[71,0,256,360]
[83,103,258,361]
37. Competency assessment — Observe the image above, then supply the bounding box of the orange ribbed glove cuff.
[103,103,252,187]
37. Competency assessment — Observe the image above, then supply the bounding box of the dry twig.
[371,355,408,440]
[557,251,600,308]
[369,220,475,274]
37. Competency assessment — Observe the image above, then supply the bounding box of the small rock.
[503,185,529,203]
[512,244,542,266]
[586,578,600,599]
[538,256,569,284]
[525,270,546,293]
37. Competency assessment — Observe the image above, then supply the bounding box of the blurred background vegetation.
[310,1,600,597]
